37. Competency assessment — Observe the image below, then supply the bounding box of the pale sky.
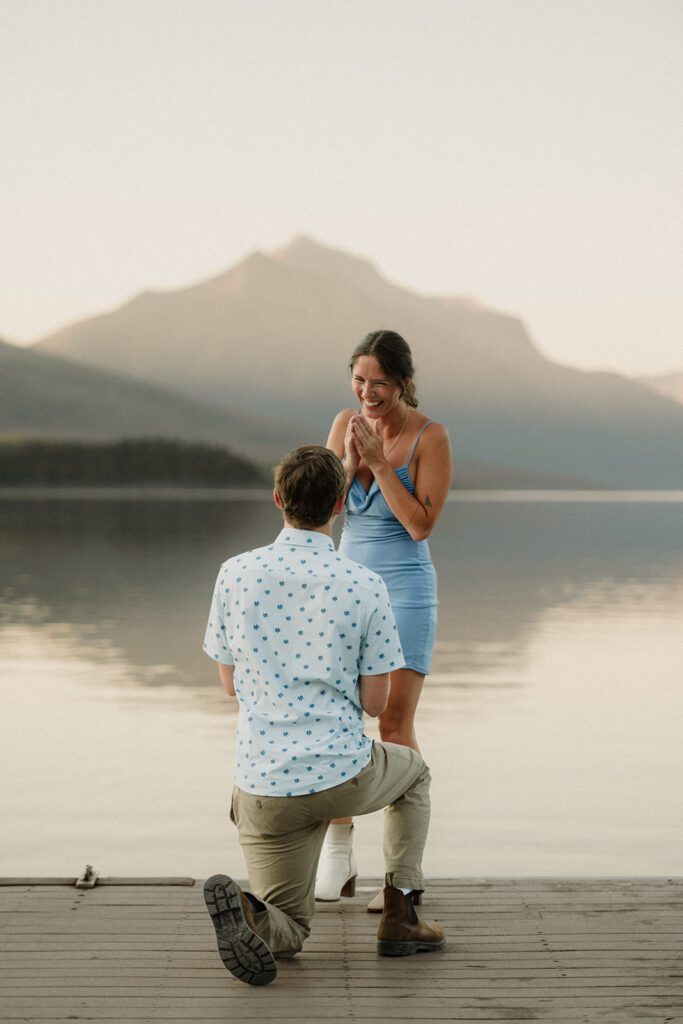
[1,0,681,375]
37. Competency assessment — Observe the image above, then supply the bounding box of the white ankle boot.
[315,824,358,902]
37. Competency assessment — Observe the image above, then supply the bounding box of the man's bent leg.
[229,746,431,954]
[314,742,431,893]
[380,743,431,892]
[232,787,328,957]
[313,744,444,957]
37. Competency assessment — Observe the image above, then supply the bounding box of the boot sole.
[377,938,446,957]
[203,874,277,986]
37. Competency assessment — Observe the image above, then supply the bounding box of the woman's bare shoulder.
[414,417,452,461]
[329,408,357,435]
[423,418,449,440]
[332,407,357,427]
[416,414,449,443]
[413,417,452,489]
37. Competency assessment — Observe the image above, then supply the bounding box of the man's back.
[204,527,403,796]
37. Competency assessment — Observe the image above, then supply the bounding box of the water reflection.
[3,498,683,705]
[1,499,281,693]
[2,497,683,876]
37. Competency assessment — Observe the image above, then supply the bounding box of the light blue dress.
[340,422,437,675]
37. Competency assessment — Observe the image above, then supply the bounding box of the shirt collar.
[275,528,335,552]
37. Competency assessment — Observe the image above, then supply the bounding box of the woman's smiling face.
[351,355,403,419]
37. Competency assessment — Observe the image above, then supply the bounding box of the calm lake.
[1,493,682,879]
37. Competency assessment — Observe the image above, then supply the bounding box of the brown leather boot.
[377,874,446,957]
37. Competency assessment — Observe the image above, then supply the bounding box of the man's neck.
[282,519,333,538]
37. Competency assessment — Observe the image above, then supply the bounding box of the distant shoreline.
[1,486,683,503]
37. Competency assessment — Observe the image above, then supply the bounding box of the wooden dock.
[1,878,681,1022]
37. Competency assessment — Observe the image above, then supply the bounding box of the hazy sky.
[1,0,681,375]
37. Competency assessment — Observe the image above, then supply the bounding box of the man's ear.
[333,496,344,516]
[273,488,283,510]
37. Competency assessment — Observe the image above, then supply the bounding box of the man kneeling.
[202,445,445,985]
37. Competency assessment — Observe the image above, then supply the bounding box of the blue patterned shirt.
[203,527,404,796]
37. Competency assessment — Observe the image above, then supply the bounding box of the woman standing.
[315,329,452,909]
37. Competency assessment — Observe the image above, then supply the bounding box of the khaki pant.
[231,741,431,956]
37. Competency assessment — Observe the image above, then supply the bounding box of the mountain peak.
[272,235,384,288]
[205,248,280,293]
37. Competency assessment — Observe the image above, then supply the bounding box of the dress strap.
[406,421,433,467]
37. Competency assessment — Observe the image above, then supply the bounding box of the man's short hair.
[274,446,346,529]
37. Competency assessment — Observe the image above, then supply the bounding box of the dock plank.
[0,879,681,1023]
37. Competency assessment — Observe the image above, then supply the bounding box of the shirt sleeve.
[358,578,405,675]
[202,568,235,665]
